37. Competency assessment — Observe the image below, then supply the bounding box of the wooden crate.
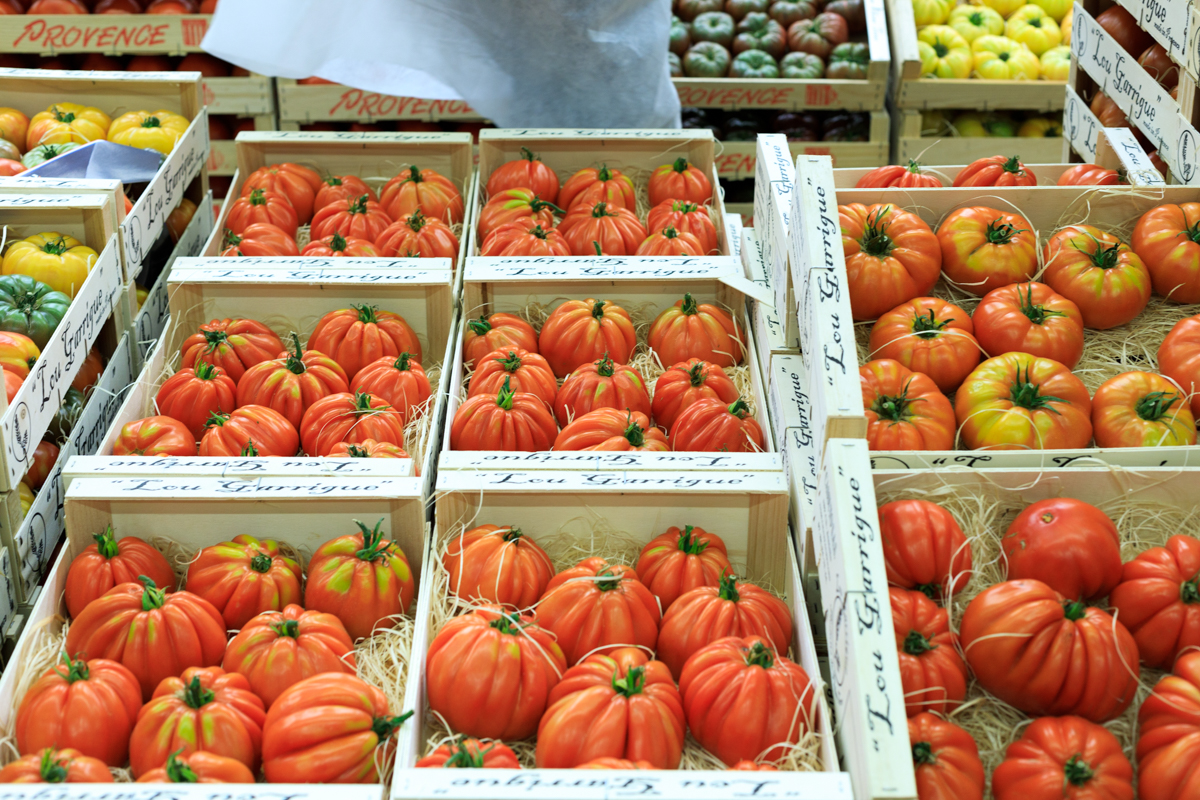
[0,68,209,281]
[716,112,890,181]
[442,258,781,473]
[276,78,485,127]
[0,13,211,54]
[67,259,454,498]
[0,473,423,796]
[806,156,1200,469]
[391,471,850,798]
[885,0,1067,110]
[894,110,1065,165]
[208,114,276,177]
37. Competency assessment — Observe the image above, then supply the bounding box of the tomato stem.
[1075,237,1124,270]
[595,352,615,377]
[495,350,522,373]
[681,293,699,315]
[502,527,524,543]
[467,315,492,336]
[871,381,915,422]
[488,610,525,636]
[52,651,89,684]
[718,572,741,602]
[39,236,70,257]
[139,575,165,610]
[984,217,1028,245]
[353,304,380,326]
[285,332,307,375]
[38,749,68,783]
[915,582,940,600]
[201,329,230,355]
[743,640,775,669]
[344,444,371,458]
[674,200,699,214]
[1002,155,1023,175]
[372,710,415,742]
[593,240,603,255]
[1136,391,1181,422]
[1016,284,1065,325]
[677,524,709,555]
[591,201,613,219]
[180,675,215,709]
[519,146,539,163]
[597,164,611,182]
[193,360,221,381]
[164,749,199,783]
[204,411,230,430]
[272,619,301,638]
[353,518,395,563]
[592,300,607,319]
[1181,575,1200,604]
[348,194,370,216]
[933,40,949,57]
[93,524,120,559]
[662,225,682,240]
[911,741,936,765]
[328,231,348,253]
[394,352,415,372]
[1008,365,1065,413]
[622,414,647,448]
[496,375,516,411]
[672,157,690,174]
[611,665,647,697]
[248,188,268,207]
[140,116,162,129]
[1063,755,1094,786]
[906,159,924,175]
[407,209,427,232]
[727,397,751,419]
[325,176,343,188]
[250,551,273,573]
[407,164,423,184]
[684,360,708,387]
[1062,598,1087,621]
[858,206,895,258]
[902,630,937,655]
[240,439,260,457]
[529,197,565,215]
[53,106,75,124]
[528,224,549,241]
[594,565,625,592]
[441,735,492,768]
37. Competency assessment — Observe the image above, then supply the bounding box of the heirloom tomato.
[559,201,647,256]
[539,298,636,377]
[374,210,459,259]
[0,330,38,379]
[305,519,414,640]
[636,526,732,611]
[310,194,393,243]
[841,203,942,321]
[222,604,356,708]
[486,147,560,203]
[235,334,349,429]
[224,188,299,238]
[912,0,953,25]
[1132,203,1200,303]
[156,361,237,440]
[0,748,112,783]
[1058,163,1123,185]
[326,439,409,459]
[380,165,463,225]
[469,347,556,406]
[1136,651,1200,800]
[443,524,554,609]
[973,34,1041,78]
[860,359,956,451]
[352,352,430,423]
[636,225,706,256]
[854,160,943,188]
[426,605,566,740]
[1005,5,1062,54]
[0,274,70,350]
[2,232,97,298]
[299,231,380,258]
[537,648,686,769]
[938,207,1038,295]
[909,714,985,800]
[648,157,713,207]
[1043,224,1150,329]
[651,357,738,431]
[313,174,377,214]
[26,103,109,150]
[113,416,198,457]
[947,3,1003,41]
[991,717,1133,800]
[955,353,1093,450]
[1040,45,1072,79]
[780,50,824,77]
[1003,498,1122,602]
[136,751,256,783]
[180,318,283,384]
[25,440,58,491]
[308,304,421,380]
[477,187,562,241]
[891,587,968,716]
[649,293,743,368]
[553,408,668,451]
[680,636,815,766]
[262,673,411,783]
[646,200,719,253]
[553,352,651,427]
[480,222,570,256]
[1092,371,1196,449]
[0,106,27,151]
[1160,315,1200,416]
[576,758,659,769]
[1139,42,1178,88]
[242,163,321,223]
[671,396,764,452]
[129,667,265,778]
[22,143,79,169]
[952,155,1038,187]
[1110,535,1200,669]
[185,535,302,630]
[3,368,18,403]
[867,297,979,393]
[65,577,226,700]
[64,526,176,619]
[972,282,1084,367]
[417,737,520,769]
[917,25,972,77]
[1096,4,1152,55]
[537,557,661,664]
[451,377,558,451]
[880,499,972,600]
[16,653,142,766]
[559,165,635,212]
[220,222,300,257]
[199,405,299,457]
[960,579,1139,721]
[71,346,103,393]
[299,391,404,457]
[108,110,189,155]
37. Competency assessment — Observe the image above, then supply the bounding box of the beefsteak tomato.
[25,439,58,491]
[972,282,1084,367]
[477,187,562,241]
[180,318,283,384]
[2,233,97,299]
[537,557,661,664]
[0,274,70,350]
[26,103,109,150]
[443,524,554,609]
[651,357,738,431]
[310,194,393,243]
[241,163,320,223]
[480,221,570,256]
[469,346,556,406]
[235,333,350,429]
[648,157,713,207]
[463,314,541,369]
[1058,164,1123,185]
[0,748,112,783]
[649,293,743,368]
[880,499,972,600]
[991,716,1133,800]
[861,359,956,451]
[559,201,647,256]
[417,737,520,769]
[855,160,943,188]
[313,174,377,214]
[1043,224,1151,329]
[374,210,459,259]
[636,525,732,611]
[553,408,668,451]
[380,165,463,224]
[841,203,942,321]
[0,331,38,379]
[326,439,409,459]
[185,535,302,630]
[645,200,719,254]
[112,416,198,457]
[308,304,421,380]
[891,587,968,716]
[451,377,558,451]
[952,155,1037,187]
[486,147,560,203]
[136,750,256,783]
[220,222,300,257]
[553,352,651,427]
[1002,498,1122,602]
[63,526,176,619]
[671,396,764,452]
[299,231,380,258]
[909,714,985,800]
[299,390,405,457]
[539,298,636,377]
[636,225,705,256]
[199,405,299,457]
[867,297,979,393]
[938,206,1038,295]
[1092,371,1196,448]
[1132,203,1200,304]
[352,351,431,423]
[224,188,299,238]
[1159,315,1200,416]
[1136,651,1200,800]
[155,362,237,440]
[1110,535,1200,670]
[558,165,636,212]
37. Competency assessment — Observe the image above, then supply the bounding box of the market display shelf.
[0,13,211,55]
[716,111,890,179]
[894,110,1065,165]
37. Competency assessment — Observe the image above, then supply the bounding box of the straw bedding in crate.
[874,473,1183,796]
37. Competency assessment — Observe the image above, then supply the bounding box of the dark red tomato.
[1001,499,1123,602]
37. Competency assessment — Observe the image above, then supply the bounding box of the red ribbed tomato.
[468,347,556,406]
[26,440,59,491]
[536,557,661,665]
[462,312,538,367]
[426,605,567,739]
[443,524,555,609]
[310,194,393,243]
[867,297,979,394]
[651,358,738,431]
[952,155,1037,187]
[636,225,705,256]
[380,165,463,224]
[308,305,422,380]
[156,362,237,440]
[417,738,519,769]
[314,175,378,214]
[1002,498,1122,603]
[960,580,1139,722]
[559,165,635,211]
[63,527,176,619]
[0,748,113,783]
[576,758,658,769]
[649,293,743,368]
[1136,651,1200,800]
[477,188,562,241]
[1058,164,1122,186]
[537,648,686,769]
[539,298,636,378]
[304,520,415,640]
[992,717,1133,800]
[855,161,943,188]
[16,654,142,766]
[1133,203,1200,304]
[222,604,356,708]
[199,405,299,457]
[351,352,430,423]
[909,714,985,800]
[635,525,732,610]
[553,408,669,451]
[65,578,227,700]
[938,207,1038,296]
[180,318,284,384]
[299,391,405,457]
[235,335,349,429]
[730,761,780,771]
[486,147,560,203]
[559,201,647,256]
[841,203,941,321]
[671,397,764,452]
[225,188,299,238]
[1043,225,1150,329]
[480,221,570,256]
[861,359,955,451]
[327,439,410,459]
[645,200,719,254]
[136,750,256,783]
[553,352,651,427]
[71,347,103,393]
[185,535,302,630]
[242,163,320,223]
[299,232,380,258]
[1160,315,1200,417]
[679,636,815,767]
[1110,535,1200,670]
[451,377,558,451]
[891,587,968,717]
[129,666,266,778]
[648,157,713,207]
[1092,371,1196,449]
[879,499,972,601]
[972,282,1085,367]
[374,210,459,259]
[220,222,299,257]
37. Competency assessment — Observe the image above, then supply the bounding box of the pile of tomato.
[451,298,764,453]
[848,158,1200,452]
[110,308,430,459]
[477,148,720,256]
[1,522,414,784]
[886,495,1200,800]
[420,523,814,771]
[218,161,462,260]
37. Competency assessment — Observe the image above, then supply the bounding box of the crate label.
[0,785,385,800]
[466,256,740,280]
[756,133,795,187]
[1189,5,1200,84]
[786,426,819,533]
[122,111,208,275]
[865,0,890,63]
[439,450,782,472]
[1063,85,1102,162]
[867,446,1195,470]
[280,83,479,122]
[172,259,453,284]
[1,239,122,489]
[741,228,769,287]
[1118,0,1189,65]
[437,469,788,494]
[483,129,709,140]
[0,547,14,634]
[1103,127,1168,185]
[66,475,422,499]
[725,215,743,261]
[0,15,208,54]
[790,156,841,296]
[800,268,865,449]
[0,177,122,192]
[394,769,853,800]
[768,354,812,434]
[69,455,417,478]
[242,130,468,144]
[0,193,109,208]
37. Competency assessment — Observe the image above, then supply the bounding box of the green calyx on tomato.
[1074,238,1125,270]
[348,194,371,216]
[591,202,615,220]
[1062,598,1087,620]
[488,610,526,636]
[93,524,121,559]
[518,146,540,164]
[662,226,684,242]
[932,40,950,57]
[51,651,90,684]
[672,157,691,175]
[248,188,268,207]
[871,379,918,421]
[1000,156,1024,175]
[140,116,162,129]
[1016,284,1066,325]
[1063,754,1095,786]
[494,350,523,374]
[440,735,495,768]
[985,217,1028,244]
[743,640,776,669]
[595,352,615,377]
[204,411,231,430]
[200,329,230,356]
[38,749,69,783]
[911,741,936,765]
[1181,575,1200,604]
[138,575,167,611]
[675,200,699,214]
[406,209,428,232]
[529,196,565,216]
[285,333,308,375]
[354,303,382,325]
[593,241,603,255]
[343,444,372,458]
[328,231,349,253]
[496,376,516,410]
[622,415,647,448]
[250,551,274,573]
[467,314,493,335]
[371,709,415,742]
[727,398,752,419]
[353,518,396,563]
[685,360,708,387]
[718,572,741,602]
[859,207,897,258]
[915,583,940,601]
[1135,391,1183,422]
[502,527,524,543]
[179,675,216,709]
[194,360,222,381]
[405,165,425,184]
[272,618,302,638]
[241,439,260,457]
[164,749,199,783]
[527,224,550,241]
[611,665,648,698]
[911,309,954,340]
[223,228,244,249]
[325,176,344,188]
[681,293,700,316]
[1008,365,1065,414]
[394,351,416,372]
[592,300,609,319]
[677,524,710,555]
[597,164,613,182]
[52,106,75,124]
[37,236,70,257]
[903,629,937,655]
[594,566,626,592]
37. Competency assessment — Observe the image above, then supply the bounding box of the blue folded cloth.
[22,140,163,182]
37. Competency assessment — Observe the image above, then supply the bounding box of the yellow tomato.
[2,232,97,299]
[912,0,955,25]
[1040,45,1071,80]
[1005,5,1061,54]
[1018,116,1062,137]
[919,25,973,78]
[1060,11,1071,43]
[18,482,32,518]
[136,284,148,311]
[1031,0,1072,21]
[921,109,952,135]
[953,112,990,137]
[973,35,1041,79]
[108,110,190,156]
[25,103,110,152]
[948,4,1005,42]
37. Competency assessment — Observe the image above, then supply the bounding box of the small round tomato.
[955,353,1093,450]
[971,282,1084,367]
[1002,498,1123,602]
[951,155,1037,187]
[1043,224,1151,329]
[1132,202,1200,304]
[1092,371,1197,449]
[841,203,942,321]
[867,297,979,393]
[860,359,955,451]
[938,206,1038,296]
